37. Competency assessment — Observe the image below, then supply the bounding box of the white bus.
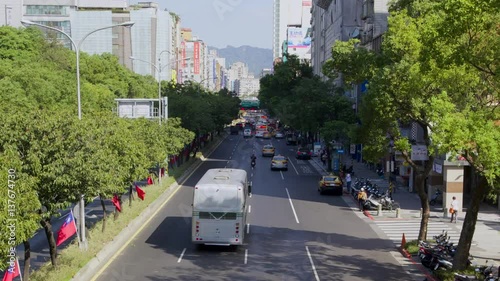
[192,169,251,246]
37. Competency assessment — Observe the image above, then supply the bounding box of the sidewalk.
[310,156,500,262]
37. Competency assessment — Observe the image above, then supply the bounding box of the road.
[93,134,414,281]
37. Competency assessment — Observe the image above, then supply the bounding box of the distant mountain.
[209,45,273,77]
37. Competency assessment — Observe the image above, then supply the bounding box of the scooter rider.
[251,154,257,166]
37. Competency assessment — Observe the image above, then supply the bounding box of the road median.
[28,134,225,281]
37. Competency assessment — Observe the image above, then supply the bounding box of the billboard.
[194,41,200,74]
[181,41,186,67]
[287,27,311,49]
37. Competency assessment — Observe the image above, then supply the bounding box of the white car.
[275,132,284,139]
[243,129,252,138]
[255,131,264,138]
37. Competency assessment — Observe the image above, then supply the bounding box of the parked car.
[243,129,253,138]
[275,131,284,139]
[318,175,343,195]
[296,147,312,160]
[262,144,275,157]
[270,155,288,171]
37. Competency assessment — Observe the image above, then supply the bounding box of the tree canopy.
[322,0,499,271]
[0,25,228,270]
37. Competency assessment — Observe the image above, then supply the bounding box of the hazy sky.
[130,0,273,49]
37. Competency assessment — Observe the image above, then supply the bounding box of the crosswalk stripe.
[374,220,460,246]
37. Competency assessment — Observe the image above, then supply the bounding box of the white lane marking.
[247,223,250,234]
[289,159,299,175]
[229,156,232,159]
[177,248,186,263]
[251,173,253,177]
[248,205,251,213]
[285,188,300,224]
[305,246,320,281]
[280,171,284,180]
[244,249,248,264]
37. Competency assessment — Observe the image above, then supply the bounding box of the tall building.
[13,1,230,88]
[273,0,289,60]
[234,76,260,97]
[285,0,312,61]
[310,0,363,85]
[180,27,192,41]
[226,62,249,91]
[273,0,312,61]
[129,2,176,81]
[1,0,23,27]
[360,0,390,52]
[178,39,208,84]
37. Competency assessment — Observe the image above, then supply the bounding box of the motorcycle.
[251,159,256,168]
[430,189,443,206]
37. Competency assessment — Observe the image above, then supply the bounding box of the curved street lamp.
[20,19,135,120]
[130,56,192,125]
[20,19,134,250]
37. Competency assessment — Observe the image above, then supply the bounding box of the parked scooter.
[429,189,443,206]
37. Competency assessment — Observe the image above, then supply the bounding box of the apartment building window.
[26,5,67,16]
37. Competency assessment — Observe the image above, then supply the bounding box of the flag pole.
[70,209,81,245]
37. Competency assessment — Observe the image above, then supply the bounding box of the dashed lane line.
[285,188,300,224]
[305,246,320,281]
[177,248,186,263]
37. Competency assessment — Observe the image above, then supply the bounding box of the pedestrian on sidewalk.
[321,153,327,166]
[358,188,367,211]
[450,196,459,223]
[346,173,352,193]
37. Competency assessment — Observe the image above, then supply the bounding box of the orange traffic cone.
[401,233,407,249]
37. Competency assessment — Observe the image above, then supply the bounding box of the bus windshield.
[193,184,243,212]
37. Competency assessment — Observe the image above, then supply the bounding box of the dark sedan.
[295,148,312,160]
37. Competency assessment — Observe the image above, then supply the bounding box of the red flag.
[112,194,121,212]
[56,211,78,246]
[147,176,153,185]
[136,185,145,200]
[2,257,20,281]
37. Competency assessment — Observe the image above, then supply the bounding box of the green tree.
[0,146,41,280]
[414,0,500,270]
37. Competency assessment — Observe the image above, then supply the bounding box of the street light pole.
[130,57,162,125]
[21,19,135,250]
[130,56,192,125]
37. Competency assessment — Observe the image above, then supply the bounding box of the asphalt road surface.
[93,134,413,281]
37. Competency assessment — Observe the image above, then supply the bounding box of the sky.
[130,0,273,49]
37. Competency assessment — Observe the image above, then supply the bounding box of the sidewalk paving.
[310,155,500,263]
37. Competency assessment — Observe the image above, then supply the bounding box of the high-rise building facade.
[310,0,363,85]
[273,0,289,60]
[286,0,312,61]
[129,2,175,81]
[12,1,229,88]
[273,0,313,61]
